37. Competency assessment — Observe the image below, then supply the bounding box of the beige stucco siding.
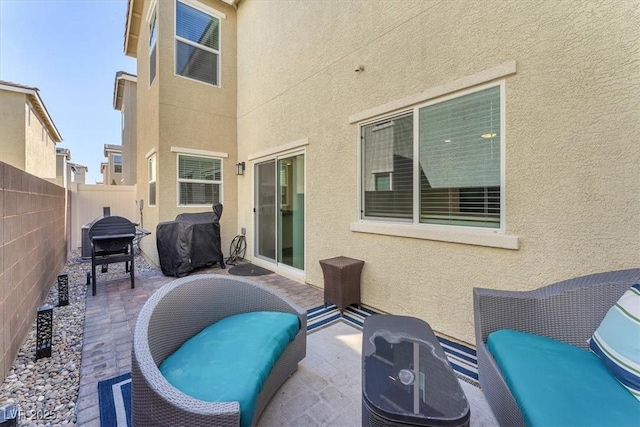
[24,100,56,179]
[135,0,238,265]
[236,1,640,343]
[135,0,161,262]
[0,91,27,170]
[122,80,138,185]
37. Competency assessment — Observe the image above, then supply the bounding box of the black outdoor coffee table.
[362,315,470,427]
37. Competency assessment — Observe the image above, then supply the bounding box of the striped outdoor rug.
[307,304,479,385]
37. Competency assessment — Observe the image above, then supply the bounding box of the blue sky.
[0,0,136,183]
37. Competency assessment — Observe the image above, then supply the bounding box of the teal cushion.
[590,284,640,401]
[159,311,300,427]
[487,329,640,427]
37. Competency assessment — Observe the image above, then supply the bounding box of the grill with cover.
[88,215,136,296]
[156,203,225,277]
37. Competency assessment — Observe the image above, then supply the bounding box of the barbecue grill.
[88,215,136,296]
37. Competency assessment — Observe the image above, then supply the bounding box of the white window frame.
[148,0,158,87]
[113,155,123,174]
[148,153,157,207]
[176,153,223,207]
[357,81,507,233]
[173,0,224,88]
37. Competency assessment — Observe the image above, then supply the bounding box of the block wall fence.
[0,162,67,381]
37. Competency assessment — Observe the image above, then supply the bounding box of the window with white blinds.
[175,0,220,86]
[149,6,157,85]
[177,154,222,206]
[362,113,413,220]
[148,154,157,206]
[361,84,503,229]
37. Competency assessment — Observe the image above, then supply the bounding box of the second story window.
[114,155,122,173]
[149,4,158,85]
[175,0,220,86]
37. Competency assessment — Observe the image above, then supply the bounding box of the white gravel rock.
[0,249,155,426]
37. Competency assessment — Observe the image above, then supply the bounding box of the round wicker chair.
[131,274,307,427]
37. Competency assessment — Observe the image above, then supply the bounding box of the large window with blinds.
[177,154,222,206]
[361,84,503,229]
[175,0,220,86]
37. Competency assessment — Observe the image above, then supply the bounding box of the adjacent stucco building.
[102,144,123,185]
[114,71,138,185]
[123,0,640,343]
[0,80,62,179]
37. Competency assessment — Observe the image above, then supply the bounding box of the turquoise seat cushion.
[159,311,300,427]
[487,329,640,427]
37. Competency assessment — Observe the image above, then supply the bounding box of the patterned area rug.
[307,304,479,385]
[97,305,485,426]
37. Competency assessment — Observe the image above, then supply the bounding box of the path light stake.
[57,274,69,307]
[35,304,53,360]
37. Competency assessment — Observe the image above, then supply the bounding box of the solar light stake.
[57,274,69,307]
[35,305,53,360]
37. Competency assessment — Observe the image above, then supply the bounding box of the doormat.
[228,263,274,276]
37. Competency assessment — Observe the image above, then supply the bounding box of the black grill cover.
[156,204,225,277]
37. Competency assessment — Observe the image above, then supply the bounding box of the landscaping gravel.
[0,250,155,426]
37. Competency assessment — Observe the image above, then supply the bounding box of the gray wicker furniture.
[473,268,640,427]
[132,275,307,427]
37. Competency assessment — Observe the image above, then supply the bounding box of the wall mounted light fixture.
[236,162,246,176]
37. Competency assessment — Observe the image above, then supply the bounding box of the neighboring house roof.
[113,71,137,110]
[68,162,88,172]
[0,80,63,142]
[104,144,122,157]
[124,0,238,57]
[56,147,71,160]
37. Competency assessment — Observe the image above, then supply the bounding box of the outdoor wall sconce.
[35,305,54,360]
[57,274,69,307]
[236,162,246,176]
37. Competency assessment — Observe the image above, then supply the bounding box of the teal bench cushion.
[487,329,640,427]
[159,311,300,427]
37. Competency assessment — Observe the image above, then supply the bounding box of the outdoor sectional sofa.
[131,275,307,427]
[474,268,640,426]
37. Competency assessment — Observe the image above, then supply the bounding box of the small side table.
[319,256,365,313]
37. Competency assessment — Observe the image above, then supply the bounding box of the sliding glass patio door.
[255,154,305,271]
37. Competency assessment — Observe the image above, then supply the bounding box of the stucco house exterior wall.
[114,72,138,185]
[126,0,238,265]
[125,0,639,343]
[0,81,61,180]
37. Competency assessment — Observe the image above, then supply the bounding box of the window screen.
[362,113,413,220]
[175,1,220,86]
[178,154,222,206]
[419,86,501,228]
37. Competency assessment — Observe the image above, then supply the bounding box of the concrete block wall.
[0,162,67,381]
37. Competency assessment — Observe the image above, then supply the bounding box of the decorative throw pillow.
[589,284,640,401]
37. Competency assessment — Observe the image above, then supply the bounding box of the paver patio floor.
[75,262,323,426]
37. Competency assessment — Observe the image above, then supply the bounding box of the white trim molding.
[350,221,519,250]
[144,147,157,159]
[349,61,516,124]
[170,146,228,158]
[248,138,309,161]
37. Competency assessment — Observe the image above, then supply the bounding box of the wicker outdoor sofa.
[131,275,307,427]
[474,268,640,426]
